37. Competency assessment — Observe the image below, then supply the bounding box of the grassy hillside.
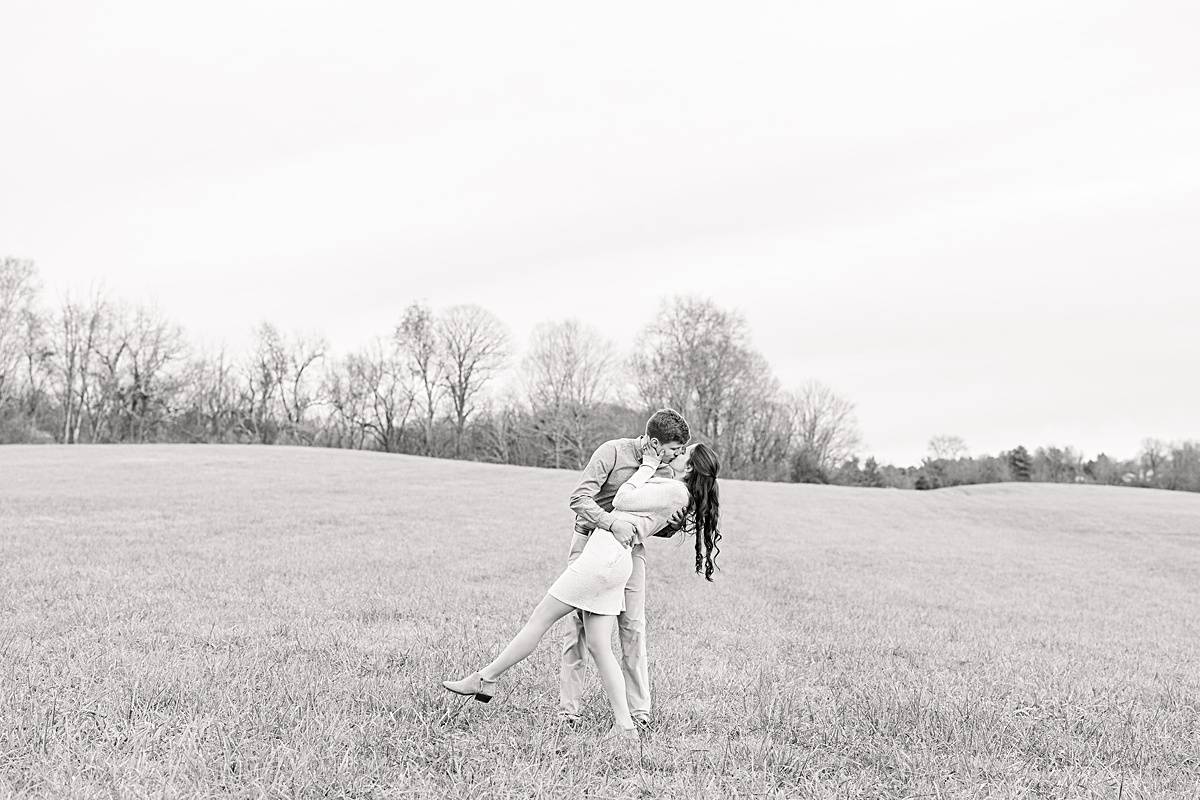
[2,445,1198,798]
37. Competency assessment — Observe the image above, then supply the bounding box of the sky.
[2,1,1197,466]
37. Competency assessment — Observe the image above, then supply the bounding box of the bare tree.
[62,300,186,443]
[396,302,445,457]
[83,301,129,441]
[729,356,791,478]
[327,337,416,452]
[520,319,616,468]
[631,296,778,468]
[117,302,187,441]
[0,257,40,408]
[1140,437,1168,483]
[278,329,327,438]
[324,364,368,451]
[181,342,240,442]
[928,434,969,461]
[241,323,327,444]
[786,380,862,472]
[17,303,53,426]
[51,287,108,443]
[1033,445,1083,483]
[474,387,532,466]
[1167,441,1200,492]
[632,296,744,428]
[241,322,284,443]
[438,304,510,457]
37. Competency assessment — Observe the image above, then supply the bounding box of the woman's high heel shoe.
[442,672,498,703]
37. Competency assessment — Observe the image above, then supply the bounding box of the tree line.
[1,256,1195,494]
[821,436,1200,494]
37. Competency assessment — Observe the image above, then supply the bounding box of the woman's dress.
[548,463,689,614]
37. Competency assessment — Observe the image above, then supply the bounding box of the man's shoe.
[556,712,581,728]
[632,714,652,732]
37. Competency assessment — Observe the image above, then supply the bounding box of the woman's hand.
[639,442,663,469]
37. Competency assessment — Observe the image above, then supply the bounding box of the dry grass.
[1,444,1199,798]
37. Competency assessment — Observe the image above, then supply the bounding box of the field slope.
[2,445,1199,798]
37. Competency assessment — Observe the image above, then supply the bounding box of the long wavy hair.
[683,442,721,581]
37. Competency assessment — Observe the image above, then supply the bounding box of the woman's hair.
[683,442,721,581]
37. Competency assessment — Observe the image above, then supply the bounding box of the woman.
[443,441,722,738]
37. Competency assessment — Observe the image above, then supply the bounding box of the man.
[559,408,690,728]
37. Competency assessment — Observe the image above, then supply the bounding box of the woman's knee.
[585,636,614,662]
[583,616,616,657]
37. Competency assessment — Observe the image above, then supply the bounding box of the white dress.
[548,464,689,614]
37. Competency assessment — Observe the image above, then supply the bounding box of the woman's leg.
[582,612,635,730]
[479,594,576,682]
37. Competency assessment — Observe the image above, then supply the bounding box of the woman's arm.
[614,468,688,515]
[612,445,661,513]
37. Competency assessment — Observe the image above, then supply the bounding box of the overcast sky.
[2,1,1197,465]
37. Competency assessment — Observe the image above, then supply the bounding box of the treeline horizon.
[1,256,1197,494]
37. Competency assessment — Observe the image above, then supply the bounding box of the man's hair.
[645,408,690,444]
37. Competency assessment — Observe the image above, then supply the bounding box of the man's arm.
[569,441,620,532]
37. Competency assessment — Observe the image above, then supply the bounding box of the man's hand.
[610,519,638,548]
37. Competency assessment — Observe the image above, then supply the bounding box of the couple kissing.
[443,408,722,741]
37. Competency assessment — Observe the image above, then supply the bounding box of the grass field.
[1,445,1199,799]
